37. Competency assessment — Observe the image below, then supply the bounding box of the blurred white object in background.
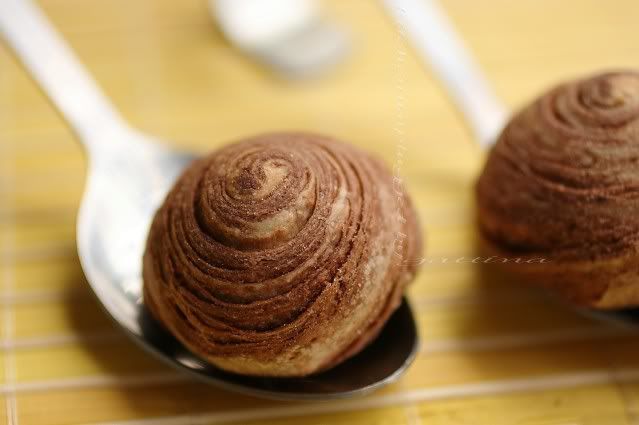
[212,0,350,78]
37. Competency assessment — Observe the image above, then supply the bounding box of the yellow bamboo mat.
[3,0,639,424]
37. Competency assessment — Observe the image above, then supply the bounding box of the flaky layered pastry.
[477,70,639,309]
[143,132,422,376]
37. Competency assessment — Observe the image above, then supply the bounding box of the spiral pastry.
[477,70,639,309]
[143,132,422,376]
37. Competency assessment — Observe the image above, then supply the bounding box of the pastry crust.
[143,132,422,376]
[476,70,639,309]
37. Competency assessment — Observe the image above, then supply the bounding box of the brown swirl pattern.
[143,132,422,376]
[476,70,639,308]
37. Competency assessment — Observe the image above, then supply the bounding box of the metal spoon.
[0,0,419,400]
[381,0,639,327]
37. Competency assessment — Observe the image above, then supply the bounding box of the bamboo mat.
[2,0,639,424]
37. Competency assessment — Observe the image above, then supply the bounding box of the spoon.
[381,0,639,327]
[0,0,419,400]
[381,0,507,148]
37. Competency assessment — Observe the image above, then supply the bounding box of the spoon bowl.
[576,307,639,329]
[0,0,419,400]
[77,130,419,400]
[137,298,418,400]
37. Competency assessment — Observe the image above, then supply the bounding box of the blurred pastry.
[476,70,639,309]
[143,132,422,376]
[476,71,639,309]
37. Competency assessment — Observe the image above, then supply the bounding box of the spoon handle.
[0,0,130,153]
[381,0,508,148]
